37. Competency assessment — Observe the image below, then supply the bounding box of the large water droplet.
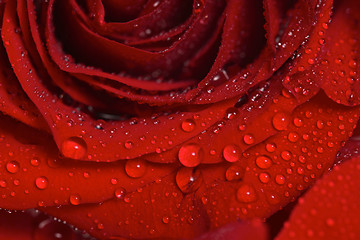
[236,184,257,203]
[255,155,272,169]
[178,143,203,167]
[176,167,202,193]
[35,176,49,190]
[6,161,20,174]
[181,119,196,132]
[125,159,147,178]
[272,112,290,130]
[222,144,242,162]
[61,137,87,160]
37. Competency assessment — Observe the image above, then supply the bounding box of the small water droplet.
[69,194,81,205]
[265,143,276,153]
[222,144,242,162]
[162,216,170,224]
[259,172,270,183]
[6,161,20,174]
[178,143,203,167]
[255,155,272,169]
[288,132,299,142]
[61,137,87,160]
[176,167,202,193]
[114,187,126,199]
[35,176,48,190]
[281,151,292,161]
[225,165,244,181]
[243,134,254,145]
[225,107,239,120]
[236,184,257,203]
[124,140,134,149]
[181,119,196,132]
[125,159,147,178]
[30,158,40,167]
[275,174,286,185]
[272,112,290,130]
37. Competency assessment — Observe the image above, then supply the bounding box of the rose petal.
[318,0,360,106]
[276,154,360,239]
[40,92,360,239]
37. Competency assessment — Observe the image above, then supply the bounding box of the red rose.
[0,0,360,239]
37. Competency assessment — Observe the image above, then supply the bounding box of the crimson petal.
[276,153,360,239]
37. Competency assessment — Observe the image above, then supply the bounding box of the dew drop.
[178,143,203,167]
[35,176,48,190]
[6,161,19,174]
[176,167,202,193]
[281,151,292,161]
[243,134,254,145]
[288,132,299,142]
[162,216,170,224]
[272,112,290,130]
[275,174,286,185]
[30,158,40,167]
[181,119,196,132]
[125,159,147,178]
[293,117,303,127]
[124,140,134,149]
[69,194,81,205]
[225,107,239,120]
[259,172,270,183]
[255,155,272,169]
[265,143,276,153]
[61,137,87,160]
[222,144,242,162]
[114,187,126,199]
[236,184,257,203]
[225,165,244,181]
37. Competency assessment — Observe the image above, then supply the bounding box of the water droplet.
[125,159,147,178]
[288,132,299,142]
[176,167,202,193]
[259,172,270,183]
[114,187,126,199]
[162,216,170,224]
[281,151,292,161]
[272,112,290,130]
[181,119,196,132]
[243,134,254,145]
[0,180,7,188]
[6,161,19,174]
[293,117,303,127]
[30,158,40,167]
[225,107,239,120]
[178,143,203,167]
[265,143,276,153]
[275,174,285,185]
[61,137,87,160]
[35,176,48,190]
[225,165,244,181]
[69,194,81,205]
[326,218,335,227]
[255,155,272,169]
[124,140,134,149]
[236,184,257,203]
[222,144,242,162]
